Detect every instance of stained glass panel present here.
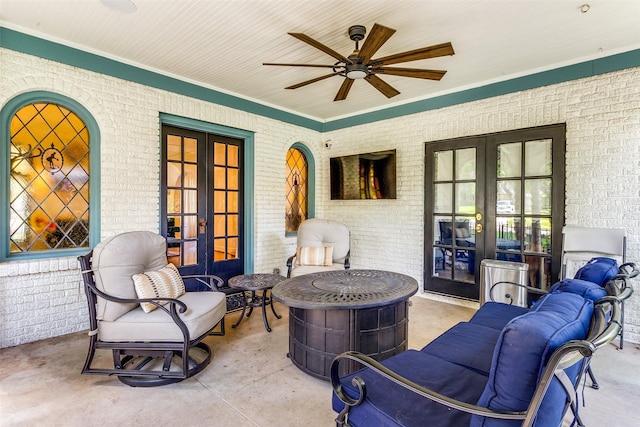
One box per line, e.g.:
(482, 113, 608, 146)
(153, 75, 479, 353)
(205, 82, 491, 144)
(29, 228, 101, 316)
(285, 148, 308, 233)
(9, 103, 90, 253)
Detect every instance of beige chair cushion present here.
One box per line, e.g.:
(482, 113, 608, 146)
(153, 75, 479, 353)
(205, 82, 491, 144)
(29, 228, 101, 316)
(133, 263, 186, 313)
(296, 219, 349, 264)
(98, 291, 226, 342)
(295, 246, 333, 267)
(290, 263, 345, 278)
(92, 231, 168, 321)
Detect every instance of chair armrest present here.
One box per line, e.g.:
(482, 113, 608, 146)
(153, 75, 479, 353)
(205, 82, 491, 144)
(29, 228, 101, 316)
(286, 254, 296, 278)
(619, 262, 639, 279)
(344, 250, 350, 270)
(331, 351, 527, 422)
(180, 274, 224, 291)
(489, 281, 546, 305)
(604, 277, 634, 301)
(81, 275, 188, 313)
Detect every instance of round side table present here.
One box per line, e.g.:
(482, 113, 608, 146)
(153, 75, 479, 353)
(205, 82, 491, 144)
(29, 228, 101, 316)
(228, 273, 285, 332)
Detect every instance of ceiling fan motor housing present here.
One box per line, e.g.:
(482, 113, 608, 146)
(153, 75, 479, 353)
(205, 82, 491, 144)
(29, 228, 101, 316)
(348, 25, 366, 41)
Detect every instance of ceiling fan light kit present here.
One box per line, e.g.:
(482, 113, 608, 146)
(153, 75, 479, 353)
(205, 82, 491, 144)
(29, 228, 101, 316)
(264, 23, 454, 101)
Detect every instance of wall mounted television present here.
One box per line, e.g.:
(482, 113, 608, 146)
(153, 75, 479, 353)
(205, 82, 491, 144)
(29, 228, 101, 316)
(330, 149, 396, 200)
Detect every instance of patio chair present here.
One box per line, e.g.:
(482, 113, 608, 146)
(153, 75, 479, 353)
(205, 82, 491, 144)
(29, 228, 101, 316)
(286, 218, 350, 278)
(560, 226, 628, 347)
(78, 231, 227, 387)
(490, 259, 637, 390)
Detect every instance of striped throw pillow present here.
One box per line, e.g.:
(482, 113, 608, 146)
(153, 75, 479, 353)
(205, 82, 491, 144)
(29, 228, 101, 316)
(295, 246, 333, 267)
(132, 263, 186, 313)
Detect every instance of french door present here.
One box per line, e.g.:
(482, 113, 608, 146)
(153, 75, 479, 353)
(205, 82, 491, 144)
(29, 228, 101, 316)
(425, 124, 565, 300)
(161, 125, 244, 290)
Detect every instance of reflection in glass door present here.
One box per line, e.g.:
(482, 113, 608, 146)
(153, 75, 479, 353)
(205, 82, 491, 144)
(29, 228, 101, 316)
(162, 125, 244, 289)
(488, 129, 564, 292)
(426, 139, 485, 300)
(164, 128, 204, 274)
(212, 137, 240, 263)
(425, 125, 565, 300)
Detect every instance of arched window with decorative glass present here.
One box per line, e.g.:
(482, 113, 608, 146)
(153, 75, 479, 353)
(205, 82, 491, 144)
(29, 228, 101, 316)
(285, 145, 314, 234)
(1, 92, 100, 260)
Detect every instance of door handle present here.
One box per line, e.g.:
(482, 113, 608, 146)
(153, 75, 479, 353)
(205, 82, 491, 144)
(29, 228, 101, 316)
(475, 213, 483, 233)
(199, 218, 206, 234)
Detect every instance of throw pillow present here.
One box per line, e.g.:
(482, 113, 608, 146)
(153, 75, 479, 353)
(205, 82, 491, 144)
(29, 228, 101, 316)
(295, 246, 333, 267)
(132, 263, 186, 313)
(455, 227, 470, 238)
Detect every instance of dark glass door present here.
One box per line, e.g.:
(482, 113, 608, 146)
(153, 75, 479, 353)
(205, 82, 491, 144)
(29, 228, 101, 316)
(161, 125, 244, 289)
(425, 138, 486, 300)
(425, 125, 565, 300)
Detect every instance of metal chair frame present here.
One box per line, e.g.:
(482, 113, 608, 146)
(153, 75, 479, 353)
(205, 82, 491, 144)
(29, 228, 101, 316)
(331, 295, 624, 427)
(78, 252, 225, 387)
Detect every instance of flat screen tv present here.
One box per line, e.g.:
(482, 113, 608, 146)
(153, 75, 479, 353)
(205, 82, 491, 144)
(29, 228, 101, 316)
(330, 150, 396, 200)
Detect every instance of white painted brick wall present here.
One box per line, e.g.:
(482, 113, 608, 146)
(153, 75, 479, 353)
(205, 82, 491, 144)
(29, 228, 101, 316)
(323, 68, 640, 344)
(0, 49, 320, 347)
(2, 48, 640, 347)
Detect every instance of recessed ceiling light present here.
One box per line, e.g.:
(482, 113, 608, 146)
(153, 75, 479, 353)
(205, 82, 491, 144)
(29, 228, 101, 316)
(580, 4, 590, 13)
(100, 0, 137, 14)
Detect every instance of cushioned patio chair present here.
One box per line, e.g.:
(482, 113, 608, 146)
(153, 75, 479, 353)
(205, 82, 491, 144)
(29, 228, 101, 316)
(489, 260, 637, 390)
(286, 218, 350, 278)
(78, 231, 227, 387)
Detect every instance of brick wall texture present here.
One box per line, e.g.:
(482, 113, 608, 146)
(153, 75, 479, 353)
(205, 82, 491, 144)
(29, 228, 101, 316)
(1, 48, 639, 347)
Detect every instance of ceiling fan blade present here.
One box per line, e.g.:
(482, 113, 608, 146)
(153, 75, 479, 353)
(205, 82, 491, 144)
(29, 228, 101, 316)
(263, 63, 341, 68)
(373, 42, 455, 66)
(358, 23, 396, 63)
(334, 78, 354, 101)
(289, 32, 351, 63)
(373, 67, 447, 80)
(365, 75, 400, 98)
(285, 72, 341, 90)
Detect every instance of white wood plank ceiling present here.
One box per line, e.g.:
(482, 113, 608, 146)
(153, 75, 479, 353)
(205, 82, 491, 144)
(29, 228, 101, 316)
(2, 0, 639, 121)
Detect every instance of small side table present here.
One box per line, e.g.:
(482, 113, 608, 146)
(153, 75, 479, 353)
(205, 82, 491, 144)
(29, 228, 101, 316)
(228, 273, 285, 332)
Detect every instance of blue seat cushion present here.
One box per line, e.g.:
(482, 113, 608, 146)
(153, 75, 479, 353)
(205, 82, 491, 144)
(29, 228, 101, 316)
(548, 278, 607, 302)
(472, 292, 593, 427)
(468, 302, 528, 330)
(420, 322, 501, 375)
(333, 350, 489, 427)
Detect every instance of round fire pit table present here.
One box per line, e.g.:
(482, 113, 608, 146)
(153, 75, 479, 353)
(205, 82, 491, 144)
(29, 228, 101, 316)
(271, 269, 418, 380)
(228, 273, 285, 332)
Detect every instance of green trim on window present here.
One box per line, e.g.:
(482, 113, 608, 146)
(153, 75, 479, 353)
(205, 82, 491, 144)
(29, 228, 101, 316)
(159, 113, 255, 273)
(0, 91, 101, 261)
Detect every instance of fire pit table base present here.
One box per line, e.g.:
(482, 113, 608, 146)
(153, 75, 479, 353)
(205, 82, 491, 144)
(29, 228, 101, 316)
(287, 300, 409, 380)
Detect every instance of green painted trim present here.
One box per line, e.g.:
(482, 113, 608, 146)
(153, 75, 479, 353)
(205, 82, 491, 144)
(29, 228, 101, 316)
(0, 90, 101, 261)
(1, 27, 322, 132)
(323, 49, 640, 131)
(159, 114, 255, 273)
(3, 27, 640, 133)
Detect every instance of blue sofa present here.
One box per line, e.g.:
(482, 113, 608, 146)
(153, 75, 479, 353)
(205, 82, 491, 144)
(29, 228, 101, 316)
(331, 278, 625, 427)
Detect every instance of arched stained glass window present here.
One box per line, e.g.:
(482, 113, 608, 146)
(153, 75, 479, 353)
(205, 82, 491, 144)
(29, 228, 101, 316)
(8, 102, 91, 253)
(285, 147, 308, 233)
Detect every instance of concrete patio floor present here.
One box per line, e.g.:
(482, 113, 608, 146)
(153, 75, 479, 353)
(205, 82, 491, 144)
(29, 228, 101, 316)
(1, 296, 638, 426)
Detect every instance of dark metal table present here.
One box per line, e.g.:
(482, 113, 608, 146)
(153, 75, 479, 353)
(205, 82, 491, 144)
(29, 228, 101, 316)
(272, 269, 418, 380)
(228, 273, 285, 332)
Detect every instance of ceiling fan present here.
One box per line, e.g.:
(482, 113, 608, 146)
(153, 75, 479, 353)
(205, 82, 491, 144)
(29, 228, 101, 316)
(264, 23, 454, 101)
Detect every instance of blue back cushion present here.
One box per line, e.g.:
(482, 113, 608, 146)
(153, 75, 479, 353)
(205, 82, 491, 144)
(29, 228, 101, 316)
(548, 278, 607, 302)
(472, 292, 593, 427)
(574, 257, 619, 286)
